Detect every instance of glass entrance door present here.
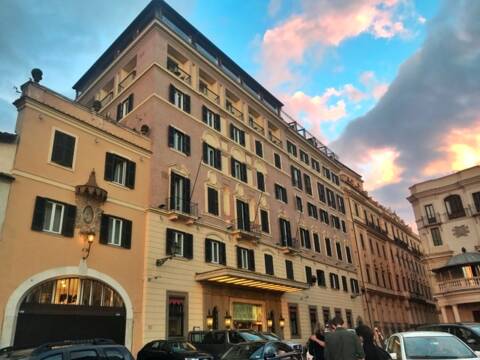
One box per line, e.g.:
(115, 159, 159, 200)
(232, 302, 263, 331)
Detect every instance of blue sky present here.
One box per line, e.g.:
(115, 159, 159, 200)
(2, 0, 479, 226)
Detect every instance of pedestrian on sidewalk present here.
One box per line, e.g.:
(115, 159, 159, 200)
(324, 316, 365, 360)
(307, 323, 325, 360)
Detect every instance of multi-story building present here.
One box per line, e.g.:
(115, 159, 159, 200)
(73, 0, 363, 345)
(408, 166, 480, 323)
(0, 81, 151, 351)
(342, 169, 437, 335)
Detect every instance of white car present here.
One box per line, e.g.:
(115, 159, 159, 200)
(386, 331, 480, 360)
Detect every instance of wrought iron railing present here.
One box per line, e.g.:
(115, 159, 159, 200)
(199, 82, 219, 103)
(226, 100, 243, 120)
(117, 70, 136, 92)
(167, 58, 191, 84)
(249, 117, 264, 134)
(166, 197, 198, 217)
(268, 131, 282, 147)
(280, 237, 300, 250)
(99, 91, 113, 108)
(231, 220, 261, 236)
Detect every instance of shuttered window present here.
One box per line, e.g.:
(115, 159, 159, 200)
(300, 228, 311, 249)
(237, 246, 255, 271)
(305, 266, 313, 284)
(279, 219, 292, 247)
(346, 246, 353, 263)
(342, 276, 348, 292)
(291, 166, 302, 190)
(336, 242, 343, 261)
(274, 184, 288, 203)
(325, 238, 332, 257)
(285, 260, 294, 280)
(264, 254, 274, 275)
(229, 124, 245, 146)
(317, 183, 326, 203)
(231, 158, 247, 182)
(51, 130, 76, 168)
(166, 228, 193, 259)
(304, 174, 312, 195)
(274, 153, 282, 169)
(316, 270, 326, 287)
(31, 196, 76, 237)
(104, 153, 136, 189)
(313, 233, 321, 253)
(256, 171, 265, 192)
(207, 187, 219, 216)
(169, 85, 190, 113)
(203, 142, 222, 170)
(100, 214, 132, 249)
(168, 126, 191, 155)
(116, 93, 134, 121)
(330, 273, 340, 290)
(255, 140, 263, 157)
(205, 238, 226, 265)
(202, 106, 221, 131)
(260, 210, 270, 233)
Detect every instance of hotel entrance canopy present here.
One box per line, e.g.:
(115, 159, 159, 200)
(196, 267, 309, 293)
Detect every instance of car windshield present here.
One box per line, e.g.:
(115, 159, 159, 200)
(222, 343, 264, 360)
(261, 333, 280, 341)
(404, 336, 477, 359)
(468, 325, 480, 335)
(169, 342, 197, 353)
(239, 331, 264, 341)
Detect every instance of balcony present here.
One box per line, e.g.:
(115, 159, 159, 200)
(226, 100, 243, 120)
(437, 276, 480, 294)
(279, 238, 300, 255)
(117, 70, 136, 92)
(167, 57, 191, 84)
(418, 214, 442, 228)
(248, 116, 264, 135)
(230, 221, 261, 243)
(268, 131, 282, 147)
(99, 91, 113, 108)
(394, 237, 409, 250)
(165, 197, 198, 224)
(199, 81, 219, 104)
(366, 221, 389, 240)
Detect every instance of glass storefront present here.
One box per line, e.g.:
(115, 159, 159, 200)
(233, 302, 263, 331)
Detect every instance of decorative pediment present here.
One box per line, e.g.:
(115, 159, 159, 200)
(75, 170, 107, 202)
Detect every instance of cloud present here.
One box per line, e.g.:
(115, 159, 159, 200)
(331, 0, 480, 223)
(259, 0, 410, 88)
(356, 147, 404, 190)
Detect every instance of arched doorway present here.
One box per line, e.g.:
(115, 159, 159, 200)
(13, 277, 126, 349)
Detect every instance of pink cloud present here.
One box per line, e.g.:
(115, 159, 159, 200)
(260, 0, 408, 87)
(359, 70, 389, 99)
(356, 147, 404, 191)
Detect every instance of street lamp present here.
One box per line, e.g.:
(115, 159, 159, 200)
(224, 311, 232, 329)
(82, 231, 95, 260)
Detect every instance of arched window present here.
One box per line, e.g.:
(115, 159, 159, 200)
(444, 194, 465, 219)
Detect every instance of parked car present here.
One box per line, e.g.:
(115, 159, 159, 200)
(417, 323, 480, 351)
(259, 332, 303, 354)
(188, 330, 264, 359)
(386, 331, 480, 360)
(0, 339, 133, 360)
(221, 341, 301, 360)
(137, 340, 213, 360)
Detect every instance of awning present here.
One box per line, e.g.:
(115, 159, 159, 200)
(195, 267, 309, 293)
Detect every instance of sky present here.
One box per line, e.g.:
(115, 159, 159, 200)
(1, 0, 479, 227)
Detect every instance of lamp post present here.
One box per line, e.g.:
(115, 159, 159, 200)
(224, 311, 232, 329)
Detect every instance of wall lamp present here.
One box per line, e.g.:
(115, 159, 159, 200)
(279, 316, 285, 329)
(206, 310, 214, 330)
(224, 311, 232, 329)
(82, 231, 95, 260)
(267, 318, 273, 329)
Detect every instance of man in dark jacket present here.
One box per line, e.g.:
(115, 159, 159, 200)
(325, 316, 365, 360)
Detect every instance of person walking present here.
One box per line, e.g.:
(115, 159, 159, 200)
(324, 316, 365, 360)
(356, 324, 391, 360)
(307, 323, 325, 360)
(373, 327, 385, 348)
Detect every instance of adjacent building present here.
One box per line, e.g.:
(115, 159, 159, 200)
(342, 169, 437, 335)
(408, 166, 480, 323)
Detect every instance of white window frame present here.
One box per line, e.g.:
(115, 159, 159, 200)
(233, 160, 242, 180)
(211, 241, 220, 264)
(173, 231, 184, 257)
(120, 98, 130, 118)
(206, 146, 216, 167)
(240, 248, 249, 269)
(174, 90, 184, 109)
(232, 126, 243, 144)
(206, 109, 215, 128)
(112, 157, 127, 185)
(108, 217, 123, 246)
(43, 200, 65, 234)
(173, 130, 185, 152)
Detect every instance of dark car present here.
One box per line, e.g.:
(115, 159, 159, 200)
(137, 340, 213, 360)
(417, 323, 480, 351)
(258, 332, 303, 354)
(0, 339, 133, 360)
(188, 330, 264, 359)
(221, 341, 301, 360)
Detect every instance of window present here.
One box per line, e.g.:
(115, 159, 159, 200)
(31, 197, 76, 237)
(431, 227, 442, 246)
(337, 196, 346, 213)
(317, 270, 326, 287)
(166, 229, 193, 259)
(237, 246, 255, 271)
(100, 214, 132, 249)
(104, 153, 136, 188)
(341, 220, 347, 233)
(291, 166, 303, 189)
(170, 172, 191, 214)
(236, 199, 251, 231)
(345, 310, 353, 329)
(295, 196, 303, 212)
(331, 173, 340, 185)
(274, 153, 282, 169)
(444, 194, 465, 219)
(289, 304, 300, 337)
(304, 174, 312, 195)
(350, 279, 360, 293)
(320, 209, 329, 224)
(260, 210, 270, 233)
(230, 124, 245, 146)
(331, 215, 341, 230)
(167, 295, 186, 338)
(341, 276, 348, 292)
(300, 150, 309, 164)
(287, 141, 297, 157)
(205, 238, 226, 265)
(274, 184, 288, 203)
(330, 273, 340, 290)
(279, 219, 292, 247)
(256, 171, 265, 192)
(51, 130, 76, 168)
(231, 158, 247, 182)
(323, 166, 331, 180)
(265, 254, 274, 275)
(285, 260, 294, 280)
(325, 238, 332, 257)
(317, 183, 326, 203)
(309, 306, 318, 334)
(360, 233, 365, 249)
(336, 242, 343, 261)
(255, 140, 263, 157)
(104, 349, 126, 360)
(354, 203, 359, 217)
(311, 158, 320, 172)
(366, 265, 371, 283)
(346, 246, 352, 263)
(473, 192, 480, 213)
(202, 106, 220, 131)
(305, 266, 313, 284)
(70, 350, 98, 360)
(424, 204, 436, 223)
(168, 126, 190, 155)
(322, 308, 331, 326)
(202, 143, 222, 170)
(116, 94, 134, 120)
(307, 203, 318, 219)
(300, 228, 311, 249)
(326, 188, 336, 208)
(169, 85, 190, 113)
(313, 233, 321, 253)
(207, 187, 219, 215)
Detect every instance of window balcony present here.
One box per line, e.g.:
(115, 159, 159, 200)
(165, 196, 198, 224)
(417, 214, 442, 228)
(99, 91, 113, 108)
(199, 81, 219, 104)
(230, 221, 261, 243)
(226, 99, 243, 120)
(248, 116, 264, 135)
(117, 70, 136, 93)
(167, 57, 191, 84)
(280, 238, 300, 255)
(437, 276, 480, 294)
(268, 131, 282, 147)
